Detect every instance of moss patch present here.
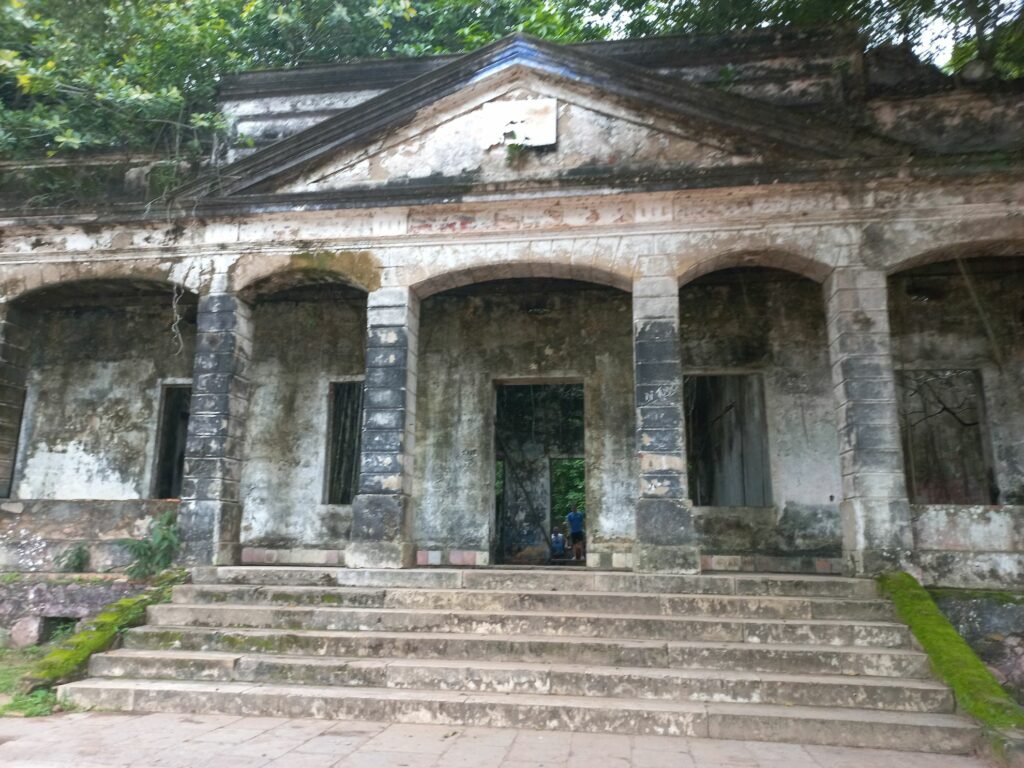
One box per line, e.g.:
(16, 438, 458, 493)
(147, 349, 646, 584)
(18, 569, 188, 695)
(879, 572, 1024, 731)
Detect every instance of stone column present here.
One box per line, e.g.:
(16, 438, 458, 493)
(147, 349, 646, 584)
(0, 304, 28, 498)
(348, 287, 419, 569)
(632, 274, 698, 573)
(178, 291, 253, 566)
(824, 267, 913, 575)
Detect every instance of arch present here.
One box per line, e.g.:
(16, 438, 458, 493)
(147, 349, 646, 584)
(2, 261, 200, 305)
(677, 249, 831, 288)
(230, 250, 379, 297)
(238, 268, 369, 304)
(8, 276, 197, 309)
(411, 261, 633, 299)
(887, 238, 1024, 276)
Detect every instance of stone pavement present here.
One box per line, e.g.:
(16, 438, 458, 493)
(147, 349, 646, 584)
(0, 713, 994, 767)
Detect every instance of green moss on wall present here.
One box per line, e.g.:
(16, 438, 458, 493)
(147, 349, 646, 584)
(879, 572, 1024, 731)
(18, 569, 187, 694)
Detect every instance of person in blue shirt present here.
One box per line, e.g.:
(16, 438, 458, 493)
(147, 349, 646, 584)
(566, 504, 585, 561)
(550, 528, 566, 559)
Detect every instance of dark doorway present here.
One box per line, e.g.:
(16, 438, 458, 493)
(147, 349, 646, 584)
(154, 385, 191, 499)
(684, 374, 772, 507)
(325, 381, 364, 505)
(494, 383, 584, 565)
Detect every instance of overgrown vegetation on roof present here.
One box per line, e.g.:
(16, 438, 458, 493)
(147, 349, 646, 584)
(0, 0, 1019, 161)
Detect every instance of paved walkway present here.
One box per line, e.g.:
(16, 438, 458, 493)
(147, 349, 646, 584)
(0, 713, 993, 767)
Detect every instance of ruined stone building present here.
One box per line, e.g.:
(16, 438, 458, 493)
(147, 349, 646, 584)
(1, 29, 1022, 589)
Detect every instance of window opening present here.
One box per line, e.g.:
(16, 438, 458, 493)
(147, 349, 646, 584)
(154, 385, 191, 499)
(326, 381, 364, 505)
(684, 374, 772, 507)
(897, 369, 996, 504)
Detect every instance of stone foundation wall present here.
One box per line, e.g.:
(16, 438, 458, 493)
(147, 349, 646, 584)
(0, 499, 178, 572)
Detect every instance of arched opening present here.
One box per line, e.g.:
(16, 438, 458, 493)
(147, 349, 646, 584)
(0, 278, 197, 572)
(8, 279, 198, 500)
(678, 266, 842, 572)
(888, 253, 1024, 506)
(412, 261, 633, 300)
(412, 277, 635, 568)
(236, 270, 369, 559)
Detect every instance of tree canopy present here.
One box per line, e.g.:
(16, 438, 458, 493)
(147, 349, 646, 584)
(0, 0, 1020, 160)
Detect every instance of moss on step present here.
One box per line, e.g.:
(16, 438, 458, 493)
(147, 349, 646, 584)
(19, 569, 188, 694)
(879, 572, 1024, 766)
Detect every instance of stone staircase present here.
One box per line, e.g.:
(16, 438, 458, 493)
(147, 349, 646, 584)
(58, 567, 980, 754)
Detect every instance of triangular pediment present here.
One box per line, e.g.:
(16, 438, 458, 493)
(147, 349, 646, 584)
(273, 74, 766, 194)
(180, 35, 904, 200)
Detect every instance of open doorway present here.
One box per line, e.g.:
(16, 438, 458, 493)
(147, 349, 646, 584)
(494, 382, 584, 565)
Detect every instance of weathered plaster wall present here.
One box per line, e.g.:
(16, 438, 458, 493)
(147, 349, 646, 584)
(679, 269, 843, 564)
(239, 292, 367, 550)
(0, 499, 177, 572)
(281, 79, 758, 194)
(913, 504, 1024, 589)
(14, 303, 195, 500)
(412, 280, 636, 561)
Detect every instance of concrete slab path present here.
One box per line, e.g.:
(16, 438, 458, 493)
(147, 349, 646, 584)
(0, 712, 994, 767)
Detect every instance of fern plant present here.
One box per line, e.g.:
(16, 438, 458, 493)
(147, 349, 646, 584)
(53, 543, 89, 573)
(117, 511, 180, 580)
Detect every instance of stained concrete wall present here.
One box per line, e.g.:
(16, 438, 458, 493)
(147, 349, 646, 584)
(412, 280, 636, 562)
(679, 268, 843, 566)
(14, 303, 195, 500)
(239, 292, 367, 550)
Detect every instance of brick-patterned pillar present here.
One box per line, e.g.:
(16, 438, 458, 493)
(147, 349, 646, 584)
(178, 291, 253, 566)
(632, 275, 698, 573)
(348, 287, 419, 569)
(825, 267, 913, 575)
(0, 304, 28, 498)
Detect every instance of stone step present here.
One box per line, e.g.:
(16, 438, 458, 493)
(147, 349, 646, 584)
(148, 603, 911, 647)
(56, 678, 978, 754)
(200, 567, 881, 599)
(172, 584, 896, 621)
(89, 649, 955, 713)
(123, 626, 932, 677)
(146, 606, 913, 651)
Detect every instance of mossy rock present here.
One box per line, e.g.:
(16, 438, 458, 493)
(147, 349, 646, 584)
(879, 571, 1024, 734)
(19, 568, 188, 693)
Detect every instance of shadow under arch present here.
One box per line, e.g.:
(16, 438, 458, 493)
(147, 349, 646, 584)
(677, 249, 831, 288)
(238, 268, 370, 304)
(230, 251, 379, 299)
(411, 261, 633, 299)
(887, 238, 1024, 276)
(8, 276, 197, 309)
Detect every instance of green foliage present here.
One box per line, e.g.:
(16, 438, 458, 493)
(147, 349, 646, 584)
(0, 572, 20, 584)
(0, 0, 597, 159)
(117, 510, 180, 580)
(0, 0, 1019, 161)
(20, 568, 187, 694)
(0, 645, 54, 716)
(590, 0, 1024, 77)
(551, 457, 586, 520)
(53, 543, 89, 573)
(878, 571, 1024, 731)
